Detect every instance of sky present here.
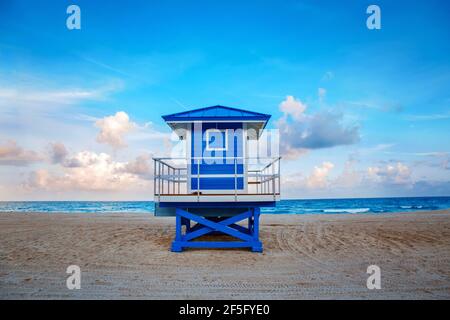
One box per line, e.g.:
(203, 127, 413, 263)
(0, 0, 449, 200)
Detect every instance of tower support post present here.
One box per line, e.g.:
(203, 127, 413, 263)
(171, 207, 263, 252)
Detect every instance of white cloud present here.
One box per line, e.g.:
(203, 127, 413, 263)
(95, 111, 136, 149)
(307, 161, 335, 188)
(279, 95, 307, 121)
(281, 159, 421, 198)
(367, 162, 411, 185)
(48, 142, 68, 164)
(25, 150, 151, 192)
(278, 146, 309, 160)
(0, 81, 122, 106)
(281, 161, 335, 190)
(276, 96, 360, 159)
(122, 153, 153, 179)
(0, 140, 42, 166)
(334, 159, 362, 188)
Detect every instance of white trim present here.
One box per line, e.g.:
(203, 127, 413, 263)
(186, 124, 192, 192)
(243, 123, 248, 194)
(158, 194, 280, 202)
(191, 174, 245, 178)
(205, 129, 228, 151)
(167, 120, 266, 123)
(194, 189, 244, 194)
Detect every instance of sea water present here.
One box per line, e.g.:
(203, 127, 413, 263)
(0, 197, 449, 214)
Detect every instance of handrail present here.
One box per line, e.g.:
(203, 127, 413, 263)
(153, 156, 280, 161)
(153, 156, 281, 199)
(153, 157, 280, 170)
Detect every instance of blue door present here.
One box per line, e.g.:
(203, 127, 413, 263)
(191, 122, 244, 191)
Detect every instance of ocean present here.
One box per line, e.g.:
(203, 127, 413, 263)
(0, 197, 449, 214)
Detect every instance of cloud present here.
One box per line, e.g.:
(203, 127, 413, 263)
(403, 112, 450, 121)
(382, 151, 450, 171)
(0, 81, 122, 107)
(25, 150, 151, 192)
(356, 144, 395, 156)
(26, 170, 51, 189)
(278, 146, 309, 160)
(307, 161, 335, 188)
(276, 96, 360, 158)
(288, 112, 359, 149)
(121, 153, 153, 179)
(410, 180, 450, 196)
(0, 140, 42, 166)
(367, 162, 411, 185)
(439, 154, 450, 170)
(95, 111, 136, 149)
(281, 154, 449, 198)
(279, 95, 307, 121)
(48, 142, 68, 164)
(49, 144, 100, 168)
(281, 161, 335, 191)
(334, 159, 362, 188)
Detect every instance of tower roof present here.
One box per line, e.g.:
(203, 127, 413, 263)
(162, 105, 271, 122)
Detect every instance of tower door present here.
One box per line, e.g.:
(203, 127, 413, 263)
(190, 122, 245, 193)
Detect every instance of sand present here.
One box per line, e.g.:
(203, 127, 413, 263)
(0, 210, 449, 299)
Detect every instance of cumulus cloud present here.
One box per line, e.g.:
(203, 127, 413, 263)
(276, 96, 360, 159)
(307, 161, 335, 188)
(279, 95, 307, 121)
(48, 144, 99, 168)
(49, 142, 68, 164)
(278, 153, 450, 198)
(0, 140, 42, 166)
(334, 159, 362, 188)
(281, 161, 335, 191)
(25, 150, 152, 192)
(281, 159, 421, 197)
(294, 112, 359, 149)
(121, 153, 153, 179)
(95, 111, 136, 149)
(367, 162, 411, 185)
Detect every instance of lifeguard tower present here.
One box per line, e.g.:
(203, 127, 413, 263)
(153, 105, 281, 252)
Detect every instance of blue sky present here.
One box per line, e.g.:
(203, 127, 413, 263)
(0, 0, 449, 200)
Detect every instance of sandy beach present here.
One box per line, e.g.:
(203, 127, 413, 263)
(0, 210, 449, 299)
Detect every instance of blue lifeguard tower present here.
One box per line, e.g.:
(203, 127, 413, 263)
(153, 105, 281, 252)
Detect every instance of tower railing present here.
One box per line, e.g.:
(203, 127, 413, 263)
(153, 157, 281, 201)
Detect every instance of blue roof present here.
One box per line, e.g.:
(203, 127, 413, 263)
(162, 105, 271, 122)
